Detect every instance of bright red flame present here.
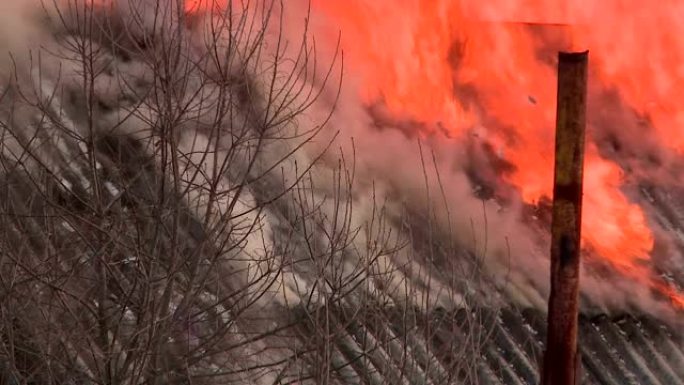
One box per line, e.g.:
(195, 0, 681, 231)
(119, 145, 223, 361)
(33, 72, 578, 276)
(312, 0, 684, 308)
(82, 0, 682, 307)
(572, 0, 684, 153)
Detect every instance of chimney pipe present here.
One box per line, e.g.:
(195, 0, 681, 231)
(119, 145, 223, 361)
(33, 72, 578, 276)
(541, 50, 588, 385)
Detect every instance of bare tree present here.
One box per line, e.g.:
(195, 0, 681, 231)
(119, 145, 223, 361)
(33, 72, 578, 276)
(0, 1, 496, 384)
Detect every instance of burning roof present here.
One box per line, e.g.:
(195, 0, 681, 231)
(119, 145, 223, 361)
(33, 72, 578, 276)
(0, 0, 683, 384)
(312, 0, 684, 311)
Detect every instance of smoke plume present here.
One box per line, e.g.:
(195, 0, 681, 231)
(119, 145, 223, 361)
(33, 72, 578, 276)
(4, 0, 684, 325)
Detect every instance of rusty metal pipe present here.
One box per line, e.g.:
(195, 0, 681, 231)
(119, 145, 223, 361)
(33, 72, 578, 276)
(541, 50, 589, 385)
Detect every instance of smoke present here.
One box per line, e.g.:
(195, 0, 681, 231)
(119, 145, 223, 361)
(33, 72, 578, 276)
(0, 0, 46, 80)
(273, 0, 684, 320)
(2, 0, 681, 323)
(270, 0, 550, 310)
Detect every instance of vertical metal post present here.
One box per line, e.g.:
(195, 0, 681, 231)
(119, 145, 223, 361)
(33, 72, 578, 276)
(542, 51, 588, 385)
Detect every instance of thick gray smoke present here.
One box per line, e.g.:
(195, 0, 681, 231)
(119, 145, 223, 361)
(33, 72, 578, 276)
(2, 0, 680, 351)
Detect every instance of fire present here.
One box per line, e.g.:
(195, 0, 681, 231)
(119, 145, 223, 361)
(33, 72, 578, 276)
(313, 1, 474, 131)
(572, 0, 684, 153)
(312, 1, 684, 307)
(80, 0, 684, 307)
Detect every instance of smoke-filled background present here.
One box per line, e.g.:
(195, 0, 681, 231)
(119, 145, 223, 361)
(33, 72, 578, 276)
(2, 0, 684, 383)
(5, 0, 684, 314)
(283, 0, 684, 317)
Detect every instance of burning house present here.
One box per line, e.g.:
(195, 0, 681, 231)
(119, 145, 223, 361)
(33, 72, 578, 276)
(0, 0, 684, 384)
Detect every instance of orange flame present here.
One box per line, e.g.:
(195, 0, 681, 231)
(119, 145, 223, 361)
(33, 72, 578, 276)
(78, 0, 682, 308)
(312, 0, 684, 308)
